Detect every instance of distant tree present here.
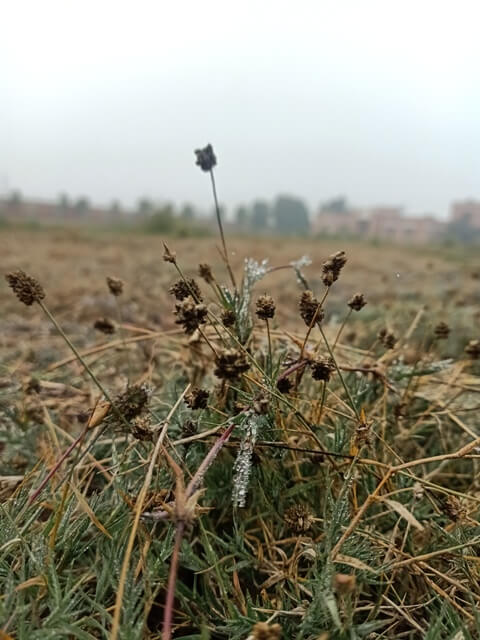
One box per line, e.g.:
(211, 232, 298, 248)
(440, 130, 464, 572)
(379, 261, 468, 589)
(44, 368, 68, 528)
(110, 200, 122, 215)
(447, 216, 480, 244)
(8, 190, 22, 207)
(145, 204, 175, 233)
(272, 196, 310, 234)
(74, 197, 90, 215)
(321, 197, 348, 214)
(180, 204, 195, 221)
(137, 198, 154, 217)
(251, 201, 269, 230)
(58, 193, 70, 211)
(235, 205, 249, 229)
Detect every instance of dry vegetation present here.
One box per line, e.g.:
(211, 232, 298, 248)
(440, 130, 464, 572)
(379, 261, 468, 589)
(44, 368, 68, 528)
(1, 203, 480, 639)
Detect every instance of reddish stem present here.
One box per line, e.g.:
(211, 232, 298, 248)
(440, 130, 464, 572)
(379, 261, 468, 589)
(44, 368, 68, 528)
(162, 521, 185, 640)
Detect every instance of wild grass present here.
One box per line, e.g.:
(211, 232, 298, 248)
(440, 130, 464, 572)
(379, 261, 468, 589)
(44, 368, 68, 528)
(1, 147, 480, 639)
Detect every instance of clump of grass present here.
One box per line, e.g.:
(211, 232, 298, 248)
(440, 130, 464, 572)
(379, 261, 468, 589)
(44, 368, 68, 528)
(1, 145, 480, 640)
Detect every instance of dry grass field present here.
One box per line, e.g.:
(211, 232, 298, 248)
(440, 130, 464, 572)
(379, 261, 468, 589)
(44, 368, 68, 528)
(1, 227, 480, 639)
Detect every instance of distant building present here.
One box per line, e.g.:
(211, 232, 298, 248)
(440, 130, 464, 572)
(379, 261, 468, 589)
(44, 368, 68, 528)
(450, 200, 480, 230)
(314, 204, 446, 243)
(0, 197, 127, 225)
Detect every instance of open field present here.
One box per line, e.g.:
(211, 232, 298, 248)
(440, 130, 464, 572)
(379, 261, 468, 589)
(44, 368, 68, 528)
(1, 228, 480, 639)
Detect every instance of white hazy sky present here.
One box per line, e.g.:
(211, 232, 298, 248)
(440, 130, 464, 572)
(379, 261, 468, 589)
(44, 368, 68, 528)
(2, 0, 480, 217)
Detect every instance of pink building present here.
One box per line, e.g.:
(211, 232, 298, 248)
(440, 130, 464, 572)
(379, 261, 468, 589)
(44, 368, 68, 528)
(450, 200, 480, 229)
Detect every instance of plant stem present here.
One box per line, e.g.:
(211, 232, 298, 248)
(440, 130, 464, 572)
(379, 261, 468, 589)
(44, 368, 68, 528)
(209, 169, 237, 292)
(332, 308, 352, 351)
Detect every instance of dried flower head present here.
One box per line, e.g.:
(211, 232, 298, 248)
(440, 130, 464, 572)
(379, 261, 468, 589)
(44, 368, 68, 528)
(255, 294, 276, 320)
(185, 387, 209, 410)
(131, 415, 154, 441)
(299, 290, 324, 326)
(221, 308, 236, 328)
(348, 293, 367, 312)
(465, 339, 480, 359)
(194, 143, 217, 172)
(252, 622, 282, 640)
(378, 328, 397, 349)
(214, 348, 250, 380)
(198, 263, 214, 283)
(434, 321, 450, 339)
(115, 384, 150, 422)
(333, 573, 356, 595)
(181, 419, 198, 438)
(276, 377, 293, 394)
(169, 278, 202, 301)
(162, 242, 176, 264)
(253, 394, 269, 415)
(284, 504, 314, 533)
(106, 276, 124, 297)
(321, 250, 347, 286)
(5, 270, 45, 306)
(441, 495, 467, 522)
(351, 409, 373, 454)
(94, 317, 116, 334)
(309, 357, 335, 381)
(174, 297, 208, 335)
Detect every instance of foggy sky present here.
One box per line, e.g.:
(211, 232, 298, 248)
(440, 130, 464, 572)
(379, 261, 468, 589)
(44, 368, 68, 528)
(2, 0, 480, 218)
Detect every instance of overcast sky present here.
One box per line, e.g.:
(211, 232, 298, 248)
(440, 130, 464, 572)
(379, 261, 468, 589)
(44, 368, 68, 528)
(2, 0, 479, 217)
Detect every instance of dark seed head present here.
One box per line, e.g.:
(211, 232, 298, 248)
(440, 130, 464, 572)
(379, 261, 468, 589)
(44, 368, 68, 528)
(276, 377, 293, 394)
(169, 278, 202, 301)
(94, 317, 116, 334)
(221, 309, 236, 328)
(255, 294, 276, 320)
(198, 263, 214, 284)
(185, 387, 209, 410)
(106, 276, 124, 297)
(174, 297, 208, 335)
(115, 384, 150, 422)
(465, 339, 480, 359)
(378, 328, 397, 349)
(5, 270, 45, 306)
(309, 357, 335, 381)
(348, 293, 367, 312)
(321, 250, 347, 286)
(434, 321, 450, 340)
(162, 242, 177, 264)
(194, 144, 217, 172)
(284, 504, 314, 533)
(131, 415, 154, 441)
(214, 348, 250, 380)
(299, 290, 324, 326)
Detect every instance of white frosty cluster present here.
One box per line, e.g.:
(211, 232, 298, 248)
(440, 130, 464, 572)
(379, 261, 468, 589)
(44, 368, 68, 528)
(232, 411, 261, 508)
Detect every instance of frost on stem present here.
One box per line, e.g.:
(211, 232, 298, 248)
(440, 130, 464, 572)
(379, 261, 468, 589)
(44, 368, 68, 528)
(290, 255, 311, 287)
(232, 411, 266, 508)
(236, 258, 269, 343)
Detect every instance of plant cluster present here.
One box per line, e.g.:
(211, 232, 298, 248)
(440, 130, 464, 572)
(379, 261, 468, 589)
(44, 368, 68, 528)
(1, 145, 480, 640)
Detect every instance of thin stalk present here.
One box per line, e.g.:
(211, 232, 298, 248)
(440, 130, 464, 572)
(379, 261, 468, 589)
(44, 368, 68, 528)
(332, 308, 352, 351)
(114, 297, 132, 379)
(209, 170, 237, 292)
(265, 318, 272, 379)
(162, 521, 185, 640)
(38, 300, 129, 429)
(317, 323, 361, 422)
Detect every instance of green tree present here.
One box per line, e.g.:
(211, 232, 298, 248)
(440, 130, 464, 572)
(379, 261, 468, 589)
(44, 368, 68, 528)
(272, 195, 310, 234)
(145, 204, 175, 233)
(137, 198, 154, 217)
(321, 196, 348, 214)
(180, 204, 196, 221)
(251, 201, 269, 230)
(235, 205, 249, 229)
(74, 197, 89, 215)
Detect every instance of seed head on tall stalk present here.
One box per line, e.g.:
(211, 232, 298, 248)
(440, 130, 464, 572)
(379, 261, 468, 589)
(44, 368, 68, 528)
(195, 144, 237, 292)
